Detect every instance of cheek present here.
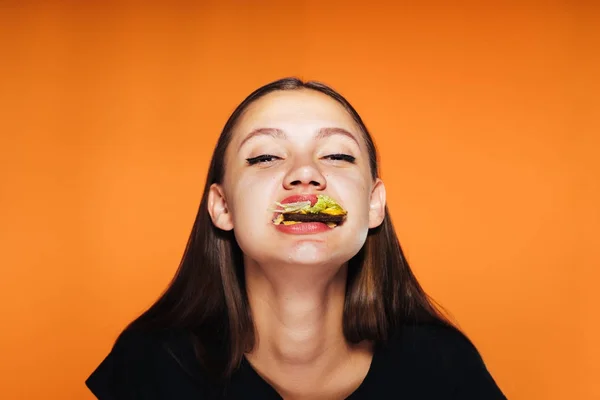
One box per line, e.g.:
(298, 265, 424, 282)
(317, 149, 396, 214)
(330, 173, 372, 224)
(228, 173, 281, 228)
(228, 174, 286, 264)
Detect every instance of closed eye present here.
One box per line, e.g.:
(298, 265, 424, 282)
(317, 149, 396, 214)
(246, 154, 282, 165)
(323, 154, 356, 163)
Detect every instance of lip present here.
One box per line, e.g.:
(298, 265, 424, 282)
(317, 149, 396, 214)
(279, 194, 319, 206)
(274, 221, 333, 235)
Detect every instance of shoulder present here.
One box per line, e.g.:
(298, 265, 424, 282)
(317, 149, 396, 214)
(86, 329, 209, 399)
(381, 323, 506, 399)
(384, 323, 482, 374)
(394, 323, 479, 359)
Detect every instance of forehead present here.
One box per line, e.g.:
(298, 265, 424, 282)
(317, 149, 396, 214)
(234, 89, 361, 135)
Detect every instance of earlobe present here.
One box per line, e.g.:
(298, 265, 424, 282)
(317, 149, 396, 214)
(368, 179, 386, 229)
(207, 184, 234, 231)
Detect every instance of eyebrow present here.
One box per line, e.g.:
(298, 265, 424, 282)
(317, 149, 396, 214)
(238, 127, 285, 150)
(315, 127, 359, 145)
(238, 126, 360, 151)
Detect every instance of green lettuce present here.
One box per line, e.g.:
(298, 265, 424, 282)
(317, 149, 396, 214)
(306, 195, 343, 213)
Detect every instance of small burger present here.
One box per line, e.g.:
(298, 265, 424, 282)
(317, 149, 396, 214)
(270, 194, 347, 228)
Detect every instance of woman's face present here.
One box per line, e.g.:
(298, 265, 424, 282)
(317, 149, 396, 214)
(208, 89, 386, 268)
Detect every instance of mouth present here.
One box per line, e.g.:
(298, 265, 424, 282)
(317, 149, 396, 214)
(269, 194, 348, 229)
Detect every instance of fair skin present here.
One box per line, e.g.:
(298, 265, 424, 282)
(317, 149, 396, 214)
(208, 89, 387, 399)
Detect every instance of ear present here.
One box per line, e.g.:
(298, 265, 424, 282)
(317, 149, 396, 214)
(207, 183, 234, 231)
(368, 178, 386, 229)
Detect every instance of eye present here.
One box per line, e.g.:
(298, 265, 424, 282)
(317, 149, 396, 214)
(246, 154, 282, 165)
(323, 153, 356, 163)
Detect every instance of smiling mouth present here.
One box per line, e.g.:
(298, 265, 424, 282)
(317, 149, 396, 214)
(269, 194, 347, 228)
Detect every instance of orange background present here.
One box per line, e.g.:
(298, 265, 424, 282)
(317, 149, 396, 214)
(1, 1, 598, 399)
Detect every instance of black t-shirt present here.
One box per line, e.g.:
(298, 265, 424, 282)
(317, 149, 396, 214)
(86, 324, 506, 399)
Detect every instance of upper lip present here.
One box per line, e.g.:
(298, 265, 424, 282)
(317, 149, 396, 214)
(279, 194, 319, 206)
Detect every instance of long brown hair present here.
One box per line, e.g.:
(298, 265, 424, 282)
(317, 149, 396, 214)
(123, 77, 456, 381)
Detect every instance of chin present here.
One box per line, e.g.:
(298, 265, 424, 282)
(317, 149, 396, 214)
(279, 241, 351, 266)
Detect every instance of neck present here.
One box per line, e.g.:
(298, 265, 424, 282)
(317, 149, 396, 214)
(243, 260, 372, 399)
(246, 262, 347, 364)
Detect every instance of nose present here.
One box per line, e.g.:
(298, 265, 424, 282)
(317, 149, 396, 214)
(283, 160, 327, 190)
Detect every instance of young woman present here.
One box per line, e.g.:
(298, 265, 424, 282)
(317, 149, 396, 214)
(86, 78, 506, 399)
